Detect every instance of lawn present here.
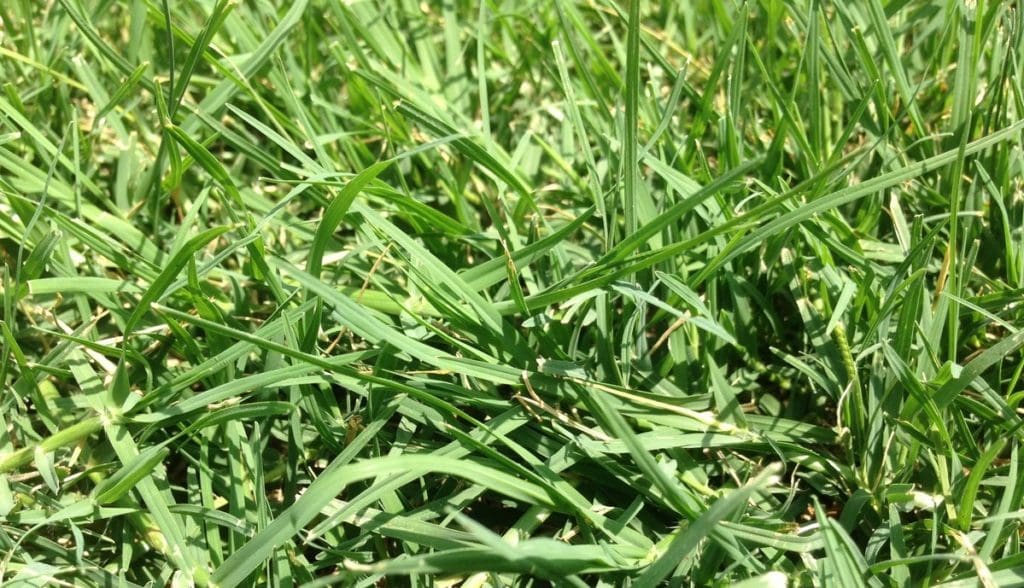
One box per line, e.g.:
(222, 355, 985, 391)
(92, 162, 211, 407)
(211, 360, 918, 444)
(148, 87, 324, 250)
(1, 0, 1023, 586)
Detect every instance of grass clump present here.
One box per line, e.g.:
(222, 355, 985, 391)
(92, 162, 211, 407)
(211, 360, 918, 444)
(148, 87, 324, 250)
(2, 0, 1024, 586)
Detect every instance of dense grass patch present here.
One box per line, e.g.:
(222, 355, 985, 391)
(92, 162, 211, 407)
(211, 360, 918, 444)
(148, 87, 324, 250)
(2, 0, 1023, 585)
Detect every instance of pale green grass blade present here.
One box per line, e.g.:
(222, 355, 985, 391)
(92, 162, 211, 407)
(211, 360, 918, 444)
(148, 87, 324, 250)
(634, 464, 782, 587)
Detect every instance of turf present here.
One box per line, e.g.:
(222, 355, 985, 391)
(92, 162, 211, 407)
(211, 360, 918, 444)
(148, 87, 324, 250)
(1, 0, 1023, 586)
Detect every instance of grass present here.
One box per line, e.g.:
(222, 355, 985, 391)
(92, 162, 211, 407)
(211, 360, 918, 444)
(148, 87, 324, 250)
(1, 0, 1023, 585)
